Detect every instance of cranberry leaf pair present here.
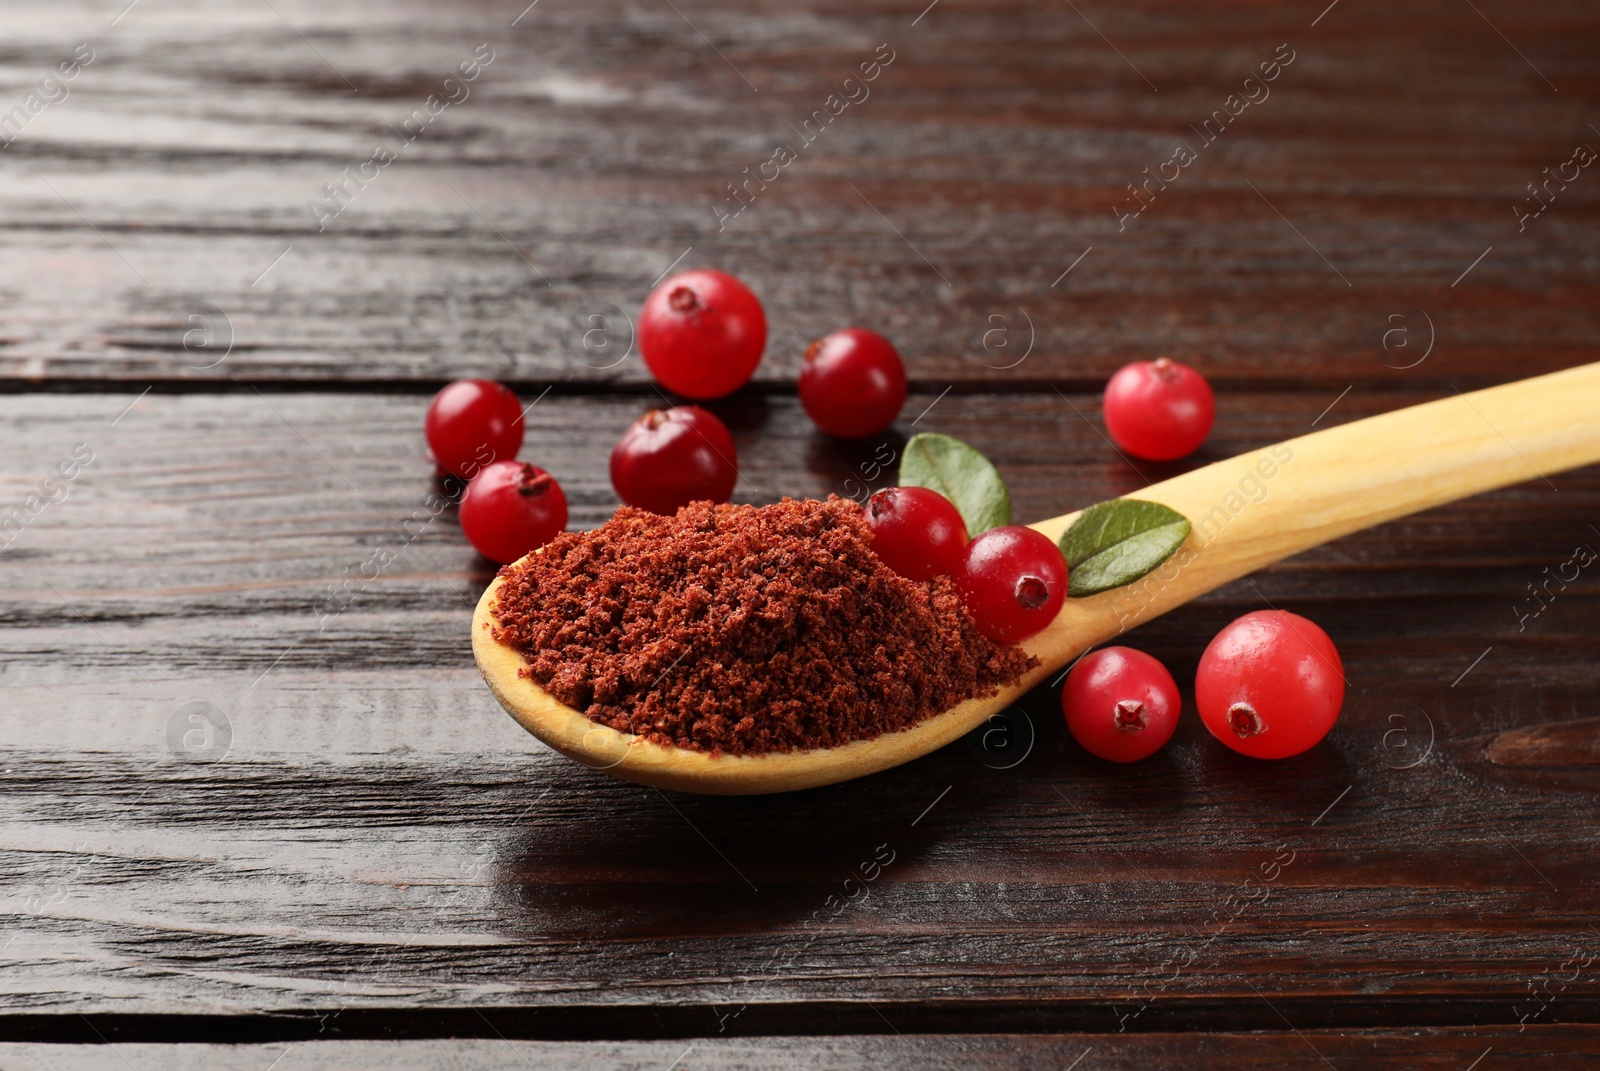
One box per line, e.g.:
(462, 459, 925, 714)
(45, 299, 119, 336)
(896, 434, 1191, 598)
(1058, 498, 1192, 597)
(898, 433, 1011, 535)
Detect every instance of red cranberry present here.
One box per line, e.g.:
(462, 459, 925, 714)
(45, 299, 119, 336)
(1102, 357, 1215, 462)
(1195, 610, 1345, 759)
(639, 269, 766, 399)
(424, 379, 524, 480)
(610, 405, 738, 515)
(865, 486, 968, 581)
(799, 328, 907, 438)
(954, 526, 1067, 644)
(1062, 647, 1181, 763)
(459, 461, 568, 565)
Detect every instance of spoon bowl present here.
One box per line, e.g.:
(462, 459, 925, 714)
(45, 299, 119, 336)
(474, 363, 1600, 794)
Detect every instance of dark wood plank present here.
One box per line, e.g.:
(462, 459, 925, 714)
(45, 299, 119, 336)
(6, 0, 1600, 1047)
(3, 390, 1598, 1028)
(0, 0, 1595, 386)
(3, 1027, 1599, 1068)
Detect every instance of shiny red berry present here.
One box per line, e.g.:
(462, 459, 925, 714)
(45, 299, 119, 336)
(799, 328, 907, 439)
(639, 269, 766, 399)
(865, 486, 968, 582)
(1103, 357, 1214, 462)
(954, 526, 1067, 644)
(459, 461, 568, 565)
(610, 405, 738, 515)
(424, 379, 524, 480)
(1196, 610, 1345, 759)
(1062, 646, 1180, 763)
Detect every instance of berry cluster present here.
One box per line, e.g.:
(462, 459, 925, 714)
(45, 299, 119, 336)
(423, 267, 909, 562)
(424, 378, 567, 565)
(864, 487, 1065, 646)
(620, 269, 908, 516)
(1062, 611, 1345, 764)
(429, 269, 1333, 766)
(847, 354, 1216, 645)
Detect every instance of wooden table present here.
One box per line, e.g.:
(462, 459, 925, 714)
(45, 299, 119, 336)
(3, 0, 1598, 1066)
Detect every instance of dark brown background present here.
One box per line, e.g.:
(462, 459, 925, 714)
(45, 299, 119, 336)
(1, 0, 1598, 1067)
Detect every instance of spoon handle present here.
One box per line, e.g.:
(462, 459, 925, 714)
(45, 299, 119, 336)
(1023, 362, 1600, 670)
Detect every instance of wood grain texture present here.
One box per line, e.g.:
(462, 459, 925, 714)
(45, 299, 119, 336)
(3, 1028, 1600, 1067)
(4, 0, 1600, 1056)
(2, 391, 1598, 1033)
(0, 0, 1595, 386)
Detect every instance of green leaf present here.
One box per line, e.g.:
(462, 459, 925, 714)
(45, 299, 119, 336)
(898, 433, 1011, 535)
(1058, 498, 1192, 597)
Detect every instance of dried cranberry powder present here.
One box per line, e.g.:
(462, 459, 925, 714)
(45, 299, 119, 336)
(490, 497, 1035, 755)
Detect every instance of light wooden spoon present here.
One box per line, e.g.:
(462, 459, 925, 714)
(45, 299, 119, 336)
(473, 362, 1600, 794)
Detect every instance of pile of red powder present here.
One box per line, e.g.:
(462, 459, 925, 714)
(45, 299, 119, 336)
(490, 496, 1035, 756)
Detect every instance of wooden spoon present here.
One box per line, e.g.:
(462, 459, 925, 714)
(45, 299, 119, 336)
(473, 362, 1600, 794)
